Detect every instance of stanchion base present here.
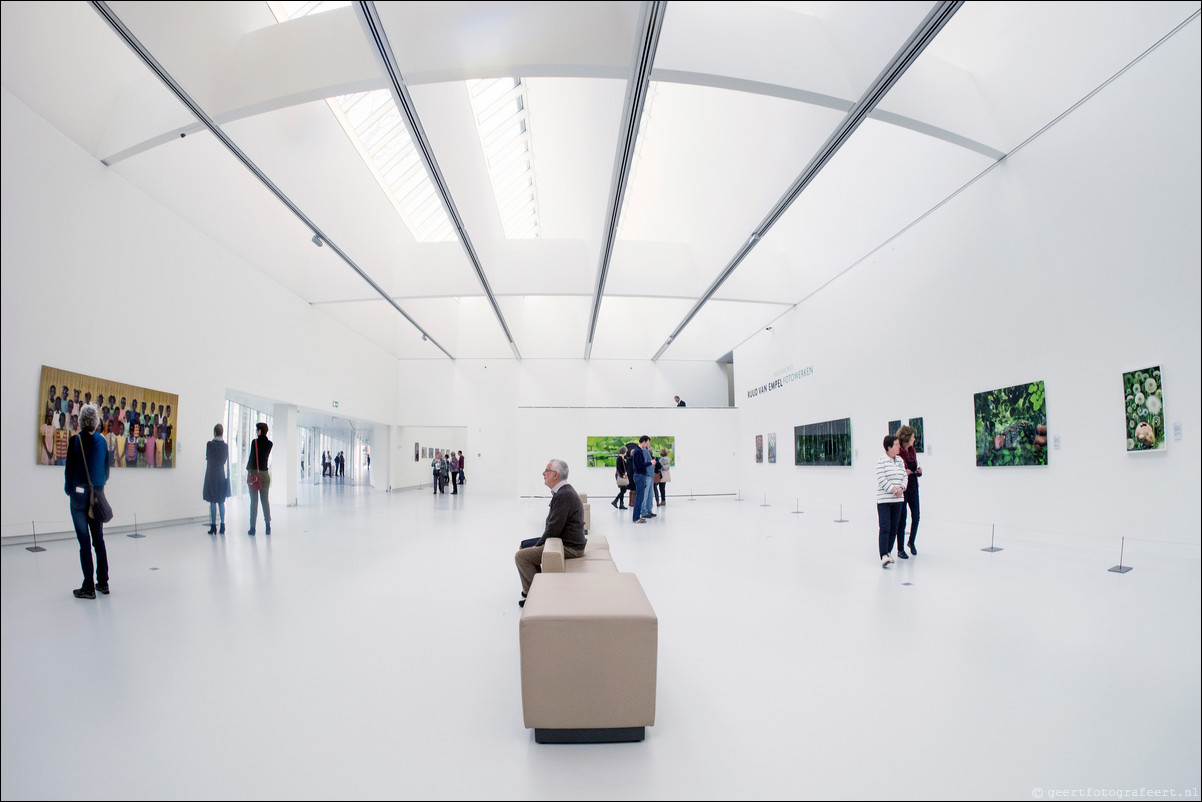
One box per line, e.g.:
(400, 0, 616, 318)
(127, 533, 146, 539)
(981, 546, 1003, 552)
(1108, 565, 1133, 574)
(834, 518, 848, 523)
(760, 503, 770, 507)
(25, 545, 46, 552)
(791, 511, 804, 514)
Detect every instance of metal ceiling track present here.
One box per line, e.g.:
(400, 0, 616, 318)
(652, 0, 964, 361)
(89, 1, 455, 360)
(357, 1, 522, 360)
(584, 0, 668, 360)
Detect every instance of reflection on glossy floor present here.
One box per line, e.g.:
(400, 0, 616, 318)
(3, 484, 1199, 800)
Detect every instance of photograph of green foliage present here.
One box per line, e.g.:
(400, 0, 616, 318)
(974, 381, 1048, 466)
(887, 417, 925, 452)
(1123, 366, 1164, 452)
(794, 418, 852, 466)
(586, 436, 675, 468)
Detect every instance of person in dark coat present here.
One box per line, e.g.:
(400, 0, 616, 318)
(65, 403, 110, 599)
(514, 459, 586, 607)
(246, 422, 273, 535)
(202, 423, 229, 534)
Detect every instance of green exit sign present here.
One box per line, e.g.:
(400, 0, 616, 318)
(333, 401, 339, 408)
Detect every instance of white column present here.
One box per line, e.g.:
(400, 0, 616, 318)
(273, 403, 299, 507)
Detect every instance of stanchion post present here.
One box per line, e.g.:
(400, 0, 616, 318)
(792, 498, 804, 514)
(26, 521, 46, 553)
(760, 493, 770, 507)
(128, 512, 145, 539)
(834, 503, 848, 523)
(981, 523, 1003, 552)
(1108, 536, 1133, 573)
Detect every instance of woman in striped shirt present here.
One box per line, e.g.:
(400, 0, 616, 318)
(876, 435, 908, 567)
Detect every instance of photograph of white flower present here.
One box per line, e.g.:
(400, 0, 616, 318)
(1123, 366, 1165, 452)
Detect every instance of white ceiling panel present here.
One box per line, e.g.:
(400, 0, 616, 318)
(719, 116, 995, 304)
(880, 1, 1202, 153)
(657, 1, 937, 101)
(311, 298, 434, 360)
(588, 296, 702, 359)
(611, 81, 845, 295)
(658, 298, 792, 362)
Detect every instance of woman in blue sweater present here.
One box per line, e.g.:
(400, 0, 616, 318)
(64, 403, 110, 598)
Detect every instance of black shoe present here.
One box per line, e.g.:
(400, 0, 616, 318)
(619, 505, 627, 510)
(73, 587, 96, 599)
(909, 544, 917, 555)
(897, 550, 909, 559)
(97, 584, 110, 595)
(248, 529, 255, 536)
(207, 525, 217, 535)
(265, 525, 271, 535)
(646, 513, 657, 518)
(611, 500, 619, 508)
(518, 598, 526, 608)
(219, 524, 225, 535)
(521, 591, 528, 598)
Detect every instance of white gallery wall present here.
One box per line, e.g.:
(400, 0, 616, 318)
(394, 358, 732, 496)
(733, 23, 1201, 557)
(0, 87, 399, 540)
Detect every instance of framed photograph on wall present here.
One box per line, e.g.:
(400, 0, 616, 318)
(38, 365, 178, 469)
(767, 433, 776, 463)
(1123, 366, 1165, 451)
(888, 417, 925, 452)
(755, 435, 763, 463)
(974, 381, 1048, 466)
(794, 418, 852, 466)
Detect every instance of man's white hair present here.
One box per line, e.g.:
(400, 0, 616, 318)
(548, 458, 568, 481)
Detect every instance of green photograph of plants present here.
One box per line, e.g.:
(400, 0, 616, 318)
(794, 418, 852, 466)
(586, 436, 675, 468)
(1123, 366, 1164, 451)
(974, 381, 1048, 467)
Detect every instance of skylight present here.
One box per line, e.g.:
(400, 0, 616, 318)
(268, 1, 457, 243)
(467, 78, 541, 239)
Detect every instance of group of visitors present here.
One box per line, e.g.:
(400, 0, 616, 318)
(201, 421, 273, 538)
(430, 450, 465, 494)
(611, 436, 672, 523)
(321, 450, 345, 478)
(875, 424, 921, 567)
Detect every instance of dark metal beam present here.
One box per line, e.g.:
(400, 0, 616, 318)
(652, 1, 963, 360)
(89, 1, 455, 360)
(357, 1, 522, 359)
(584, 1, 667, 360)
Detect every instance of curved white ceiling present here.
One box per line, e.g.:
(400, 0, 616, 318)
(2, 0, 1197, 361)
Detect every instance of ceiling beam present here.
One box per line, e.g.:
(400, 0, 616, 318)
(357, 1, 522, 360)
(89, 1, 455, 360)
(583, 1, 668, 360)
(652, 0, 964, 361)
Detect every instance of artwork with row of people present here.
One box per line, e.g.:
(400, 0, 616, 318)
(200, 422, 273, 537)
(875, 425, 922, 567)
(430, 451, 466, 494)
(41, 408, 174, 468)
(610, 437, 672, 523)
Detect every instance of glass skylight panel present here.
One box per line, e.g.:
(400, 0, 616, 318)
(468, 78, 541, 240)
(268, 2, 456, 243)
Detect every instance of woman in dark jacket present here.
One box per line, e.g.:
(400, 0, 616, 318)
(65, 403, 110, 599)
(202, 423, 229, 534)
(611, 446, 629, 510)
(246, 422, 272, 535)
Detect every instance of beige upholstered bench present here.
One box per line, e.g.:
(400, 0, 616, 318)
(519, 571, 658, 743)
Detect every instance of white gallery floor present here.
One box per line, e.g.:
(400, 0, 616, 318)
(2, 482, 1199, 801)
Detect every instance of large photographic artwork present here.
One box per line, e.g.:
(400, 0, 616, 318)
(38, 365, 179, 468)
(767, 433, 777, 464)
(794, 418, 852, 466)
(755, 435, 763, 463)
(974, 380, 1048, 466)
(586, 436, 675, 468)
(1123, 366, 1165, 452)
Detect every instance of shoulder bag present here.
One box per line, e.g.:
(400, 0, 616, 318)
(247, 440, 263, 491)
(77, 434, 114, 523)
